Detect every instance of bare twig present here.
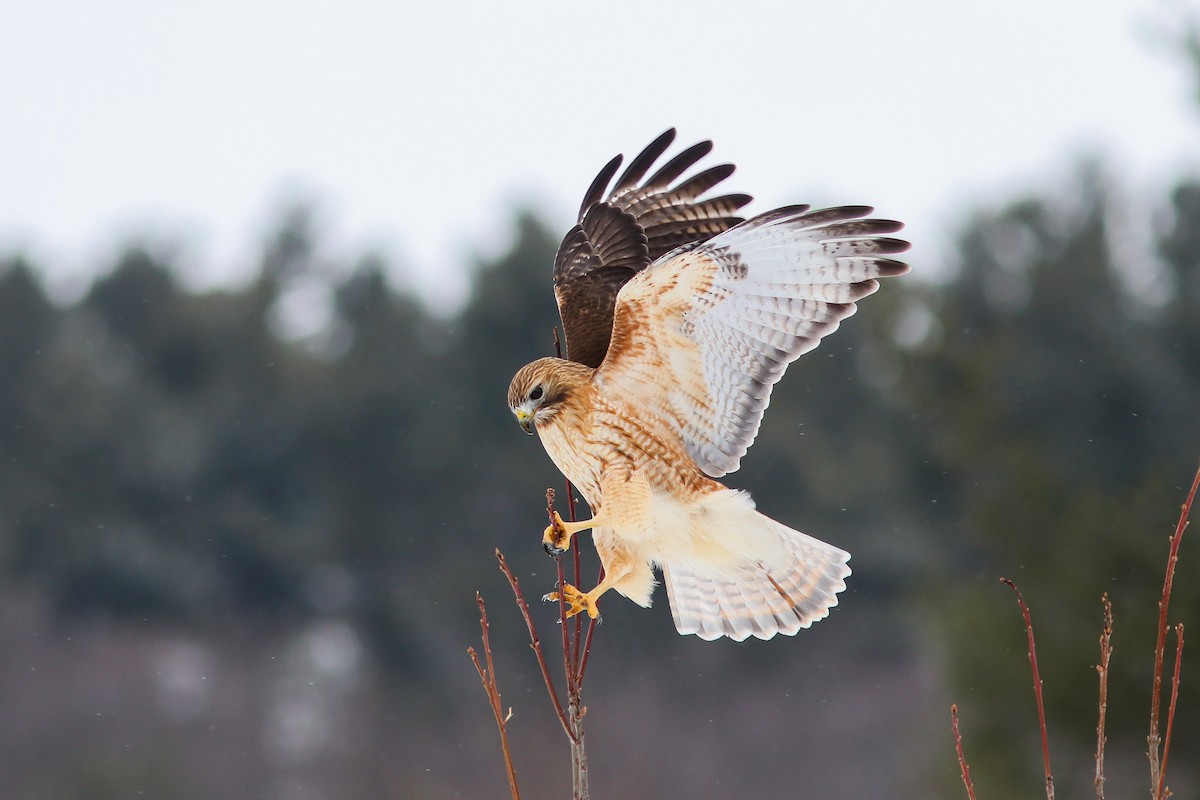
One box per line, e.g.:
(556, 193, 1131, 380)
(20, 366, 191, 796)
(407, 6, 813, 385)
(1148, 463, 1199, 797)
(472, 326, 597, 799)
(1156, 623, 1185, 800)
(1095, 593, 1113, 800)
(950, 704, 978, 800)
(569, 484, 584, 680)
(468, 593, 522, 800)
(949, 465, 1196, 798)
(546, 485, 592, 800)
(545, 488, 575, 693)
(1001, 577, 1055, 800)
(562, 483, 604, 689)
(576, 563, 604, 685)
(548, 324, 602, 692)
(495, 549, 574, 740)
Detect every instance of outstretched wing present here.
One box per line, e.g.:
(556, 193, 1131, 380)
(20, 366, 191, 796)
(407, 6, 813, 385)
(595, 205, 910, 477)
(552, 129, 752, 368)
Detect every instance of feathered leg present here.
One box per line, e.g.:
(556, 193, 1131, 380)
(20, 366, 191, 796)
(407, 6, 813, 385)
(544, 468, 653, 618)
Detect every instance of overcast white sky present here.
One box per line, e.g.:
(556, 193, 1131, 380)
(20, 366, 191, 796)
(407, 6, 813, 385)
(1, 0, 1197, 309)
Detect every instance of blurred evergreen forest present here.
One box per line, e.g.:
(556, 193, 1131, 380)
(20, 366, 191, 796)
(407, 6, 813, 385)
(3, 52, 1200, 800)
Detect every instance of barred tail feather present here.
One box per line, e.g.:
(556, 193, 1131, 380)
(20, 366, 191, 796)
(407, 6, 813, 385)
(663, 518, 851, 642)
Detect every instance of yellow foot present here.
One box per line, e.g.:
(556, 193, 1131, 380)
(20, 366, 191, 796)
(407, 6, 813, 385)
(542, 583, 601, 621)
(543, 511, 571, 555)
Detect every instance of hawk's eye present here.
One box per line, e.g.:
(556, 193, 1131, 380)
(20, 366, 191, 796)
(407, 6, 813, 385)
(529, 386, 544, 401)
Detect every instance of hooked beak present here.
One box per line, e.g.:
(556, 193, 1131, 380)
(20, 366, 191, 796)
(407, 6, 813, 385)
(514, 407, 535, 435)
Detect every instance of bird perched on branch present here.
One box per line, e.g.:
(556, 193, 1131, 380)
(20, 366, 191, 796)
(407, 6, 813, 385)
(508, 129, 909, 641)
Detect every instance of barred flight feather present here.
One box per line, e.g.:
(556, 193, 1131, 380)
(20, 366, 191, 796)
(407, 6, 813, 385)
(664, 505, 851, 642)
(599, 205, 910, 477)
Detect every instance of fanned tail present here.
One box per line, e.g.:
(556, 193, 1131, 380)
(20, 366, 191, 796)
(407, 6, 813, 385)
(663, 518, 851, 642)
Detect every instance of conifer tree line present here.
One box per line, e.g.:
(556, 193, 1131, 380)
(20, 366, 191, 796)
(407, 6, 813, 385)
(2, 45, 1200, 797)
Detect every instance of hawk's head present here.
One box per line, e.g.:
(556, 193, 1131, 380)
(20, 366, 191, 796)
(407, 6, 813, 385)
(508, 357, 591, 435)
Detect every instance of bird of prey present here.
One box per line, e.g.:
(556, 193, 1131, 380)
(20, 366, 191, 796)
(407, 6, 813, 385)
(507, 129, 909, 641)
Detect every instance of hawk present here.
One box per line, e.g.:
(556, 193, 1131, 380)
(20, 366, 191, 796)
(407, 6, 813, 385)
(507, 129, 909, 641)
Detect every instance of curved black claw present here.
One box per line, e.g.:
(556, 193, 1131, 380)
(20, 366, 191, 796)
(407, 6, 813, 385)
(543, 540, 567, 557)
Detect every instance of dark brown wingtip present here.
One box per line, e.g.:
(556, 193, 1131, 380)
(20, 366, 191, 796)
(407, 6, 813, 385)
(870, 237, 912, 255)
(644, 139, 714, 189)
(720, 192, 755, 212)
(672, 163, 738, 200)
(613, 128, 677, 194)
(578, 153, 624, 221)
(868, 256, 912, 277)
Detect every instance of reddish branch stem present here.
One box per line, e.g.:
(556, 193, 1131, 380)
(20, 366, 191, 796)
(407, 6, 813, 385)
(950, 704, 978, 800)
(568, 483, 583, 672)
(1001, 577, 1055, 800)
(1148, 462, 1199, 799)
(563, 482, 604, 689)
(548, 326, 601, 693)
(1095, 593, 1113, 800)
(474, 327, 596, 798)
(576, 562, 604, 682)
(1156, 624, 1185, 800)
(950, 465, 1196, 800)
(468, 593, 522, 800)
(495, 549, 575, 741)
(546, 489, 576, 695)
(549, 482, 594, 800)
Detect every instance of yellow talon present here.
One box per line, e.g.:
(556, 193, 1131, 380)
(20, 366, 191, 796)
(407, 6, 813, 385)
(543, 511, 571, 554)
(543, 583, 601, 620)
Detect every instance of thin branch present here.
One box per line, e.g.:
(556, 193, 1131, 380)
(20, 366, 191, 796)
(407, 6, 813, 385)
(1148, 462, 1199, 795)
(563, 483, 603, 688)
(549, 327, 594, 798)
(557, 545, 573, 693)
(1095, 593, 1113, 800)
(468, 593, 521, 800)
(547, 327, 600, 694)
(474, 326, 594, 798)
(549, 325, 580, 687)
(568, 483, 584, 678)
(569, 690, 590, 800)
(546, 488, 576, 694)
(950, 704, 978, 800)
(576, 563, 604, 686)
(548, 484, 592, 800)
(1156, 624, 1185, 800)
(1001, 577, 1055, 800)
(495, 548, 575, 741)
(546, 483, 603, 691)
